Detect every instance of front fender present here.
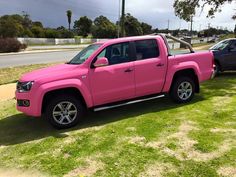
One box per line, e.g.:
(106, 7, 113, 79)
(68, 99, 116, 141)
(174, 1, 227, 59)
(34, 79, 93, 116)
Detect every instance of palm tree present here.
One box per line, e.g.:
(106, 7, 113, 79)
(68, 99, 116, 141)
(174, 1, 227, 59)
(66, 10, 72, 30)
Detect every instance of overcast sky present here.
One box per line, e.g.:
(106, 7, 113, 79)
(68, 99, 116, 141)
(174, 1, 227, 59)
(0, 0, 235, 31)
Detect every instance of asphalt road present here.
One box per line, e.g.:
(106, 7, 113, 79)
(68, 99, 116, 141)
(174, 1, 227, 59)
(0, 50, 80, 68)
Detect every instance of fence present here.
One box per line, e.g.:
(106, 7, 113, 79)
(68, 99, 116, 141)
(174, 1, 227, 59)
(17, 38, 109, 45)
(17, 37, 217, 49)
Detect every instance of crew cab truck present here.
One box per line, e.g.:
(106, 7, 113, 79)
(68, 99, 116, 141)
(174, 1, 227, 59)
(16, 34, 215, 129)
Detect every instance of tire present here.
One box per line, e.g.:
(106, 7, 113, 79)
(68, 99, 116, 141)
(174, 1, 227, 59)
(170, 76, 195, 103)
(44, 94, 86, 129)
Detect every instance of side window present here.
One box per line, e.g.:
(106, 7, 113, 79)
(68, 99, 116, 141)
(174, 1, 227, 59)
(134, 39, 159, 60)
(96, 42, 130, 65)
(229, 41, 236, 52)
(97, 48, 106, 58)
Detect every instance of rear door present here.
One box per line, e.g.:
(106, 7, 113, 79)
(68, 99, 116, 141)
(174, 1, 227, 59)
(89, 42, 135, 106)
(133, 39, 167, 97)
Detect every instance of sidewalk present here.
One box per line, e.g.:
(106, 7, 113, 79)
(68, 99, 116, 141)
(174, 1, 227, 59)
(0, 83, 16, 101)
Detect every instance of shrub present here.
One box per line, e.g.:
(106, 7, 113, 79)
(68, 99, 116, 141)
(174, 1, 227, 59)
(59, 30, 74, 38)
(0, 38, 27, 53)
(44, 29, 59, 38)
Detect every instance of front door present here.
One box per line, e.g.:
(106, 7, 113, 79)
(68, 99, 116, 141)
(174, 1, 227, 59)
(89, 42, 135, 106)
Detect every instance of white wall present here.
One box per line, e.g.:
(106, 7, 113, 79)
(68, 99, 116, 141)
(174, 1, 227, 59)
(17, 37, 109, 45)
(17, 37, 216, 47)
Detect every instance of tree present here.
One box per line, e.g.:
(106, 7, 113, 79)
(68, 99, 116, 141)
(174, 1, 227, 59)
(92, 16, 117, 38)
(57, 26, 74, 38)
(172, 29, 180, 36)
(141, 22, 152, 35)
(44, 28, 59, 38)
(0, 15, 24, 37)
(66, 10, 72, 30)
(22, 28, 34, 37)
(173, 0, 236, 22)
(22, 11, 32, 28)
(124, 14, 143, 36)
(31, 26, 45, 38)
(74, 16, 92, 37)
(234, 25, 236, 37)
(33, 21, 43, 28)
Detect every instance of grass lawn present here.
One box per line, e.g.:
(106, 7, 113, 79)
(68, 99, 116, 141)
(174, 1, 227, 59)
(192, 43, 214, 49)
(0, 73, 235, 177)
(0, 63, 59, 85)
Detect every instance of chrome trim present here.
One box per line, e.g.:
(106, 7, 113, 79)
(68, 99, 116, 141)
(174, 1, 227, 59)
(94, 95, 165, 112)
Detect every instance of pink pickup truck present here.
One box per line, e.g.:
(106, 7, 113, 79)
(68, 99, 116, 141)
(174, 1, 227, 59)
(16, 34, 215, 129)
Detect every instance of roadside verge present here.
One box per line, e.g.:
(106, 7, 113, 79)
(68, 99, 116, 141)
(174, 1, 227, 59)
(0, 83, 16, 101)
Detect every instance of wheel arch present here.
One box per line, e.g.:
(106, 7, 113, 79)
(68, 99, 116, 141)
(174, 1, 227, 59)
(170, 68, 200, 93)
(41, 87, 87, 114)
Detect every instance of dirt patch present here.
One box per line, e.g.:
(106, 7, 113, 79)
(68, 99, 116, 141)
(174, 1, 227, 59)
(64, 125, 105, 136)
(212, 96, 233, 110)
(64, 158, 104, 177)
(126, 127, 136, 132)
(63, 136, 77, 144)
(217, 166, 236, 177)
(127, 136, 147, 145)
(0, 83, 16, 101)
(139, 162, 176, 177)
(225, 122, 236, 126)
(0, 168, 47, 177)
(146, 121, 235, 161)
(211, 128, 236, 133)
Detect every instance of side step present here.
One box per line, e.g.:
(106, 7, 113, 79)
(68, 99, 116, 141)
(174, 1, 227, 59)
(94, 94, 165, 112)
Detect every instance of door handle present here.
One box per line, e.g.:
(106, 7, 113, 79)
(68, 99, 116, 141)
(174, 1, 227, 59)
(124, 68, 133, 72)
(156, 63, 164, 67)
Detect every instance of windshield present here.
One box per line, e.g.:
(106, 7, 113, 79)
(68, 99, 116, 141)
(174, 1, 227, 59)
(68, 44, 101, 64)
(210, 40, 230, 50)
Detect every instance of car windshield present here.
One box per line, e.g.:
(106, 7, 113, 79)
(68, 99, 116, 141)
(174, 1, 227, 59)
(68, 44, 101, 64)
(210, 40, 230, 51)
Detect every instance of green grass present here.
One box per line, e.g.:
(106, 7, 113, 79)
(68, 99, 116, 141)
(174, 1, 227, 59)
(0, 73, 236, 176)
(220, 33, 235, 41)
(0, 63, 59, 85)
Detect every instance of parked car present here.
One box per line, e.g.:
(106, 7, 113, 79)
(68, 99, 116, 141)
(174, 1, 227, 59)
(209, 38, 236, 74)
(16, 34, 215, 129)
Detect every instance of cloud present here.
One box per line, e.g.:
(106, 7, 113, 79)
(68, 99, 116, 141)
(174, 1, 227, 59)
(0, 0, 235, 30)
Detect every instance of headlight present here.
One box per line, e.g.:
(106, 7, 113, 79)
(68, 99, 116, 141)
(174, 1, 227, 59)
(17, 81, 34, 93)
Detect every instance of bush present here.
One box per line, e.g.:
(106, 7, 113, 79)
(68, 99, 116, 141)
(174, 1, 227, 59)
(44, 29, 59, 38)
(0, 38, 27, 53)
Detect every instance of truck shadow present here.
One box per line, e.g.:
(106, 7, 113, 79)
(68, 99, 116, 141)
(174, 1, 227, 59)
(0, 72, 236, 146)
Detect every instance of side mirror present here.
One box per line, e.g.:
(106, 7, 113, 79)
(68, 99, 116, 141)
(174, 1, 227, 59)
(93, 57, 109, 68)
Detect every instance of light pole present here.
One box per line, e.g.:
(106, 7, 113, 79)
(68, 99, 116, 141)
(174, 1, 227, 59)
(121, 0, 125, 37)
(190, 16, 193, 37)
(117, 0, 121, 38)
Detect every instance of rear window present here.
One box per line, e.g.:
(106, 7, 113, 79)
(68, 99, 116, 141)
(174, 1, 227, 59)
(134, 39, 159, 60)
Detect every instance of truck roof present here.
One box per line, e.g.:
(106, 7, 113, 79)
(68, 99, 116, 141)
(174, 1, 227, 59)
(95, 35, 160, 45)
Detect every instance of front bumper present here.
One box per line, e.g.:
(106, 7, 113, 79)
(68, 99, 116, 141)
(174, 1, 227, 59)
(211, 66, 217, 79)
(15, 91, 41, 117)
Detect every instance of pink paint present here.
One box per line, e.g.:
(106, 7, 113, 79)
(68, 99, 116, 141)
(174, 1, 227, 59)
(16, 35, 214, 117)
